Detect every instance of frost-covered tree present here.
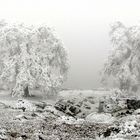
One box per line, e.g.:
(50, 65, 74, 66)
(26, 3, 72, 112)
(0, 21, 68, 97)
(102, 22, 140, 93)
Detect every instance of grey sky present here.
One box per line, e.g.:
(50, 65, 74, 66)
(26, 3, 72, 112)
(0, 0, 140, 89)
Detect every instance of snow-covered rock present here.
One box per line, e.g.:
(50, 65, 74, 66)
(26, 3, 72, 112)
(127, 99, 140, 110)
(86, 113, 116, 124)
(14, 114, 28, 121)
(14, 99, 36, 111)
(0, 129, 8, 140)
(56, 116, 85, 125)
(56, 116, 76, 124)
(55, 97, 96, 118)
(44, 105, 62, 117)
(54, 99, 81, 117)
(133, 109, 140, 115)
(99, 115, 140, 139)
(34, 101, 47, 109)
(98, 89, 140, 113)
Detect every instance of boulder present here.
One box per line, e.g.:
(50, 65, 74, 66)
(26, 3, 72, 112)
(99, 94, 140, 114)
(54, 99, 67, 112)
(127, 99, 140, 110)
(56, 115, 85, 125)
(85, 112, 116, 124)
(54, 96, 95, 118)
(54, 99, 81, 117)
(14, 99, 36, 112)
(34, 102, 47, 109)
(99, 99, 127, 113)
(0, 129, 8, 140)
(133, 109, 140, 115)
(101, 127, 120, 138)
(13, 114, 32, 121)
(98, 99, 105, 113)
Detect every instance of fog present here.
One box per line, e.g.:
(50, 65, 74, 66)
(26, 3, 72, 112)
(0, 0, 140, 89)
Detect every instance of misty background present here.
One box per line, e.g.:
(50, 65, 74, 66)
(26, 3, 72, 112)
(0, 0, 140, 89)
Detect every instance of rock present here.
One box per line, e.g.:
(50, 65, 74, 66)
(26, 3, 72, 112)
(0, 129, 8, 140)
(100, 115, 140, 139)
(54, 99, 67, 112)
(56, 116, 76, 125)
(127, 99, 140, 110)
(99, 90, 140, 114)
(34, 102, 47, 109)
(55, 97, 95, 118)
(31, 112, 38, 117)
(85, 113, 116, 124)
(67, 99, 75, 104)
(56, 116, 85, 125)
(99, 98, 127, 113)
(85, 96, 95, 104)
(15, 99, 36, 111)
(98, 89, 129, 113)
(68, 105, 81, 116)
(83, 103, 91, 109)
(0, 102, 9, 109)
(98, 100, 104, 113)
(36, 108, 44, 113)
(75, 101, 83, 107)
(44, 105, 63, 117)
(133, 109, 140, 115)
(10, 132, 18, 138)
(16, 135, 28, 140)
(54, 99, 81, 117)
(14, 114, 32, 121)
(113, 109, 133, 117)
(102, 127, 120, 137)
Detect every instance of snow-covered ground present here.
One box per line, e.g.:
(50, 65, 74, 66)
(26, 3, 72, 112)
(0, 89, 110, 109)
(0, 89, 111, 139)
(0, 89, 139, 140)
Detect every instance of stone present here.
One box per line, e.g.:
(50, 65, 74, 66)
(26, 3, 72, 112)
(54, 100, 67, 112)
(86, 96, 95, 104)
(133, 109, 140, 115)
(85, 112, 116, 124)
(15, 99, 36, 111)
(112, 109, 133, 117)
(54, 99, 81, 117)
(102, 127, 120, 137)
(99, 96, 140, 113)
(127, 99, 140, 110)
(55, 96, 96, 118)
(98, 100, 104, 113)
(34, 102, 47, 109)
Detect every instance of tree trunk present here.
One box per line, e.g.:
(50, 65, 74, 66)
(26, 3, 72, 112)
(23, 86, 30, 97)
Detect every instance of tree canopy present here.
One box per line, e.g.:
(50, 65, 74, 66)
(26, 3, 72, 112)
(0, 21, 68, 97)
(102, 22, 140, 93)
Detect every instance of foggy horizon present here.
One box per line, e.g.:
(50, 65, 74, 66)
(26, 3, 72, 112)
(0, 0, 140, 89)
